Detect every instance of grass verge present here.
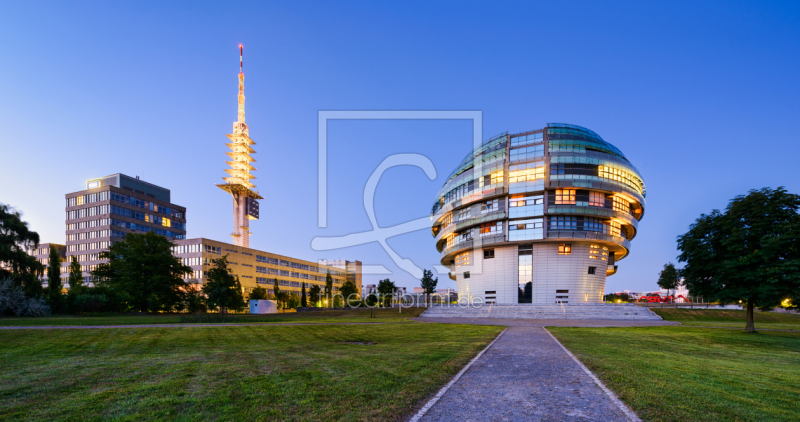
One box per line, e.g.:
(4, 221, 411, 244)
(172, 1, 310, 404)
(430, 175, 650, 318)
(650, 308, 800, 330)
(549, 326, 800, 422)
(0, 323, 502, 421)
(0, 307, 427, 326)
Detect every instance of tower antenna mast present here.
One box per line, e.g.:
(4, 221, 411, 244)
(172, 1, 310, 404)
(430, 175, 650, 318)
(217, 44, 263, 247)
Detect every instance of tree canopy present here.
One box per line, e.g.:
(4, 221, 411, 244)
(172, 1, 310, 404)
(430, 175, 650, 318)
(677, 187, 800, 332)
(657, 262, 680, 296)
(68, 256, 82, 294)
(308, 284, 321, 306)
(324, 271, 333, 304)
(377, 278, 396, 307)
(47, 246, 63, 312)
(203, 255, 245, 314)
(339, 280, 359, 307)
(0, 204, 43, 296)
(92, 232, 192, 312)
(248, 286, 269, 300)
(419, 269, 438, 305)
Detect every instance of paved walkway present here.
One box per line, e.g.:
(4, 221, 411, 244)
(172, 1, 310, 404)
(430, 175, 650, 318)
(416, 326, 638, 422)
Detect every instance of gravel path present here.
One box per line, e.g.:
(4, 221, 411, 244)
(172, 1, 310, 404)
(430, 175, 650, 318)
(416, 326, 638, 422)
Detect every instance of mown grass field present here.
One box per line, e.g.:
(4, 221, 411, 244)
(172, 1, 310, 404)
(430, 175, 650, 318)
(650, 308, 800, 330)
(549, 326, 800, 422)
(0, 322, 501, 421)
(0, 307, 427, 326)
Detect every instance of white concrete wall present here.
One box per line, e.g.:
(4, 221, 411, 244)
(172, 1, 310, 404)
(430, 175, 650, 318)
(529, 243, 607, 304)
(455, 242, 608, 304)
(454, 246, 517, 304)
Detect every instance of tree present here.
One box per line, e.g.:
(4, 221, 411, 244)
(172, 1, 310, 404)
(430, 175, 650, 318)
(184, 282, 206, 314)
(286, 292, 300, 309)
(677, 187, 800, 332)
(308, 284, 321, 307)
(249, 286, 268, 300)
(300, 283, 307, 307)
(340, 280, 358, 307)
(324, 270, 333, 307)
(68, 256, 82, 294)
(273, 278, 281, 302)
(203, 255, 246, 314)
(420, 269, 438, 306)
(657, 262, 681, 299)
(377, 278, 396, 307)
(92, 232, 192, 312)
(46, 246, 64, 312)
(0, 204, 44, 297)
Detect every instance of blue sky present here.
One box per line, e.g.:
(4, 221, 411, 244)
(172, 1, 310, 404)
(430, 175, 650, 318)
(2, 1, 799, 292)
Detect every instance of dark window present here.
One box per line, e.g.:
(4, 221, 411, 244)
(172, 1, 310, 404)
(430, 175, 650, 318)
(556, 289, 569, 293)
(485, 291, 496, 294)
(484, 249, 495, 259)
(588, 266, 596, 275)
(463, 271, 470, 279)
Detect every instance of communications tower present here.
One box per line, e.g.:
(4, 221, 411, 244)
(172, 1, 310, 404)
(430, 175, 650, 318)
(217, 45, 262, 247)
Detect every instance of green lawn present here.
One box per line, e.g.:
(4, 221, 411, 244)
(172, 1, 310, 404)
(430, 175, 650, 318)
(0, 322, 502, 421)
(651, 308, 800, 330)
(549, 326, 800, 422)
(0, 307, 427, 326)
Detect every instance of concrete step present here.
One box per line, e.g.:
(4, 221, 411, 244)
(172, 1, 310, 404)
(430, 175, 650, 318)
(420, 304, 662, 320)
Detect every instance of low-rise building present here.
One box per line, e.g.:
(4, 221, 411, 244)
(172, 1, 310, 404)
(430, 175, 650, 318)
(172, 238, 356, 299)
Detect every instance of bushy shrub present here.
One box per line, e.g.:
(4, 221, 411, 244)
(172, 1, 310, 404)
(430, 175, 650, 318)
(73, 293, 109, 313)
(65, 286, 129, 314)
(0, 278, 51, 317)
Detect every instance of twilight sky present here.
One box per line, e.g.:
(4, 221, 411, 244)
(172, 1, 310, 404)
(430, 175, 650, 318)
(2, 1, 799, 292)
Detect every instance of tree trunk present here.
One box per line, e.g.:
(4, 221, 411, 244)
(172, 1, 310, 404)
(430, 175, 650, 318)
(745, 300, 755, 333)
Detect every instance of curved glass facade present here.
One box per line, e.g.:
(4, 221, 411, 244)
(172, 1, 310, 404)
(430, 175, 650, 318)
(432, 124, 646, 304)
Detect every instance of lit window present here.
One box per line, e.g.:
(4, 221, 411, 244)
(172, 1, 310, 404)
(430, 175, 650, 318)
(554, 189, 576, 205)
(598, 165, 644, 195)
(613, 196, 630, 214)
(589, 192, 605, 207)
(610, 221, 622, 237)
(558, 244, 571, 255)
(480, 222, 502, 235)
(490, 171, 503, 185)
(508, 165, 545, 183)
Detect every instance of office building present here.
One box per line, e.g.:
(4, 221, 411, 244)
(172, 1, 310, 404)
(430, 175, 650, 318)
(318, 260, 363, 296)
(64, 173, 187, 282)
(431, 124, 646, 304)
(171, 238, 355, 299)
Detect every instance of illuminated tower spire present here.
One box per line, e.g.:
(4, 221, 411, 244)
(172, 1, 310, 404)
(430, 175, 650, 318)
(217, 44, 262, 247)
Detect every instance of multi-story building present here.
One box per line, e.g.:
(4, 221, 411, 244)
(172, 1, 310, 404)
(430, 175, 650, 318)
(65, 173, 187, 283)
(431, 123, 646, 305)
(171, 238, 353, 299)
(318, 260, 363, 296)
(26, 243, 66, 285)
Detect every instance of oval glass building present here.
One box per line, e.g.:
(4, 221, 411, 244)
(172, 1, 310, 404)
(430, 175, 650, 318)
(431, 124, 645, 304)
